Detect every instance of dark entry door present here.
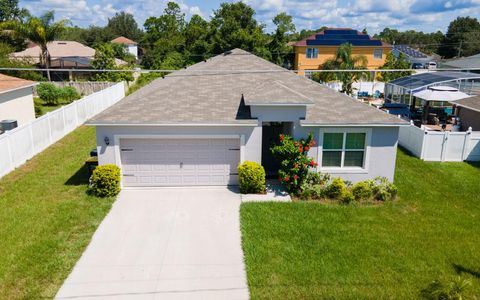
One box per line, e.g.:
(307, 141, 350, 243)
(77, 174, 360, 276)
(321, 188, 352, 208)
(262, 122, 289, 177)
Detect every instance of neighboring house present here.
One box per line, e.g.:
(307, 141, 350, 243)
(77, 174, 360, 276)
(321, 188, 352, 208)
(452, 95, 480, 131)
(111, 36, 138, 59)
(88, 49, 407, 188)
(440, 54, 480, 72)
(293, 28, 392, 76)
(392, 45, 432, 66)
(0, 74, 36, 127)
(11, 41, 127, 80)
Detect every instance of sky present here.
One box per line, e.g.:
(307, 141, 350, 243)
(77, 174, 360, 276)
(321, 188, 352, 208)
(18, 0, 480, 34)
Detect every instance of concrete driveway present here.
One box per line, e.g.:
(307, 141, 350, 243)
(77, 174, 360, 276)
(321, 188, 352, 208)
(55, 187, 249, 299)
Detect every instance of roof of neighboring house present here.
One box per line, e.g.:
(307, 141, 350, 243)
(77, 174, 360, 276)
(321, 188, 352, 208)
(452, 95, 480, 112)
(88, 49, 406, 126)
(393, 45, 428, 58)
(441, 54, 480, 69)
(111, 36, 137, 45)
(388, 71, 480, 91)
(293, 28, 391, 48)
(0, 74, 36, 94)
(10, 41, 127, 66)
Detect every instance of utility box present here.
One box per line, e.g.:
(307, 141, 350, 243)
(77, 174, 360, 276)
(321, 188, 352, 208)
(0, 120, 18, 132)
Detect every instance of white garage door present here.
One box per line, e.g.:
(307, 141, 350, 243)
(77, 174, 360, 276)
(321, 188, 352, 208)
(120, 138, 240, 187)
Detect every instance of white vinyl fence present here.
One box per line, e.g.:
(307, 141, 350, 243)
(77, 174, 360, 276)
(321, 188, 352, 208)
(399, 122, 480, 162)
(0, 82, 125, 178)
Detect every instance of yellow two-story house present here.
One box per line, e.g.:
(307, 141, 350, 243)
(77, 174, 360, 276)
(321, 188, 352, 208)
(293, 28, 392, 76)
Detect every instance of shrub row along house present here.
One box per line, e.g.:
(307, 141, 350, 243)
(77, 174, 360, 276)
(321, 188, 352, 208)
(89, 49, 407, 187)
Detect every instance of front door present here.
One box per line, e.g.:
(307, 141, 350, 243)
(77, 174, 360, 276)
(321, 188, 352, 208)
(261, 122, 292, 177)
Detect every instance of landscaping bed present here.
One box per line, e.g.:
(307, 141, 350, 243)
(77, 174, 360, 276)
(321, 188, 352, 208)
(0, 126, 114, 299)
(240, 149, 480, 299)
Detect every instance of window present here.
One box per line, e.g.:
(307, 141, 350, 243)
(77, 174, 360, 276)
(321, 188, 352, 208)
(373, 49, 383, 59)
(306, 48, 318, 59)
(322, 132, 366, 168)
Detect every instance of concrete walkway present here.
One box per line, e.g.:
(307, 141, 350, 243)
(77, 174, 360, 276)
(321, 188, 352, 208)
(55, 187, 249, 300)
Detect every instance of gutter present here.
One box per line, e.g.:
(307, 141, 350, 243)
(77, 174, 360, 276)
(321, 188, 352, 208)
(0, 82, 38, 96)
(300, 122, 410, 127)
(86, 122, 259, 127)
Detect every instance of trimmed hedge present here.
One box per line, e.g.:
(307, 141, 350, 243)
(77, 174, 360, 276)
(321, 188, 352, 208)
(238, 161, 266, 194)
(88, 164, 121, 197)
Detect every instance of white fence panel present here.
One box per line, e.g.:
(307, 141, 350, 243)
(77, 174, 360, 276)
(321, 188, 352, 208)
(0, 82, 125, 179)
(423, 132, 446, 161)
(466, 133, 480, 161)
(398, 124, 425, 157)
(444, 133, 469, 161)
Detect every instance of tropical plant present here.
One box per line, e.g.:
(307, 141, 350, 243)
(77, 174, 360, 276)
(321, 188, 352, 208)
(312, 43, 369, 95)
(421, 277, 473, 300)
(380, 52, 412, 82)
(271, 133, 317, 194)
(0, 11, 69, 81)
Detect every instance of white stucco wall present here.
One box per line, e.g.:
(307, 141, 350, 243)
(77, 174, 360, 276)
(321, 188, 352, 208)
(95, 124, 263, 166)
(0, 87, 36, 126)
(127, 45, 138, 58)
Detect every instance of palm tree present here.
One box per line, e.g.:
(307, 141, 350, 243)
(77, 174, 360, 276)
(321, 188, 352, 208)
(0, 11, 69, 81)
(313, 43, 369, 95)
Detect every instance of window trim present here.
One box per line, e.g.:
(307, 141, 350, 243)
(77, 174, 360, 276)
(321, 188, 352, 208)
(373, 48, 383, 60)
(306, 47, 318, 59)
(317, 128, 372, 174)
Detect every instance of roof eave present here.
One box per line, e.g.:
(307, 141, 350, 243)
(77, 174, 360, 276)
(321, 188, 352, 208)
(300, 122, 409, 127)
(86, 122, 259, 127)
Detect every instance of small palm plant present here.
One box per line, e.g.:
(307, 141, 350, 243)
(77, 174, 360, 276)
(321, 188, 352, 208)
(421, 277, 473, 300)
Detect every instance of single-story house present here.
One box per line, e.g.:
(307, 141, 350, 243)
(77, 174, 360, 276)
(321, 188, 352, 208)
(11, 41, 127, 80)
(112, 36, 138, 59)
(451, 95, 480, 131)
(0, 74, 36, 128)
(88, 49, 407, 187)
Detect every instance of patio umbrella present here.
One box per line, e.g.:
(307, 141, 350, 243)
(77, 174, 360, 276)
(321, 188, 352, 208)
(413, 86, 472, 101)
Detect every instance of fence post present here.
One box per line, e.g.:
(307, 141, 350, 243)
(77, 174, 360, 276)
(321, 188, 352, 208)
(6, 133, 14, 171)
(62, 106, 67, 135)
(420, 126, 427, 160)
(462, 127, 473, 161)
(47, 113, 53, 144)
(28, 124, 35, 157)
(441, 131, 449, 162)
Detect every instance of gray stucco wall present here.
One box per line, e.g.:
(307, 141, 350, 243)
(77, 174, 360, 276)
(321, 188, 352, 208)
(458, 107, 480, 131)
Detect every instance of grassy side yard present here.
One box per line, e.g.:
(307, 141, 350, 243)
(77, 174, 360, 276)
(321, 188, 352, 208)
(0, 126, 114, 299)
(241, 149, 480, 299)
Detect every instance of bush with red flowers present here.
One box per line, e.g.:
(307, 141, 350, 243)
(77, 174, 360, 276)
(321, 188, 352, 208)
(271, 133, 317, 194)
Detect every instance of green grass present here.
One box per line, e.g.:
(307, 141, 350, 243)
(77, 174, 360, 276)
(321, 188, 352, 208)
(241, 149, 480, 299)
(0, 126, 114, 299)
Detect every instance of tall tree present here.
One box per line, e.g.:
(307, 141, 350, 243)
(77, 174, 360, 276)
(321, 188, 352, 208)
(0, 0, 29, 22)
(313, 43, 368, 95)
(106, 12, 143, 42)
(375, 28, 444, 54)
(269, 12, 295, 67)
(184, 14, 211, 63)
(439, 17, 480, 58)
(379, 52, 412, 82)
(209, 2, 270, 59)
(0, 11, 68, 80)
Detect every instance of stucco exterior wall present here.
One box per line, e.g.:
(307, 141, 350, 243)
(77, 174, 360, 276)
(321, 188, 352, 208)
(95, 124, 263, 166)
(95, 123, 399, 184)
(0, 87, 35, 126)
(458, 107, 480, 131)
(294, 45, 390, 75)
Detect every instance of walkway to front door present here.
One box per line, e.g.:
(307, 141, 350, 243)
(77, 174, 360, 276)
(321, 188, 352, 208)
(55, 187, 249, 300)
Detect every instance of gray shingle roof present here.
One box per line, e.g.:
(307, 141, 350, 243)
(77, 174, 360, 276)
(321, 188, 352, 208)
(89, 49, 406, 126)
(441, 54, 480, 69)
(452, 95, 480, 112)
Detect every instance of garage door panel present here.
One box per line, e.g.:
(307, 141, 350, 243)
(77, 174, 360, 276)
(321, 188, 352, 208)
(120, 138, 239, 187)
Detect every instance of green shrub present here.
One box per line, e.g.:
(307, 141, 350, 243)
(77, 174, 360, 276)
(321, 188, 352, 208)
(341, 190, 355, 204)
(299, 183, 324, 200)
(271, 133, 317, 194)
(60, 86, 81, 103)
(351, 180, 374, 201)
(421, 277, 472, 300)
(88, 164, 121, 197)
(238, 161, 266, 194)
(37, 82, 62, 105)
(324, 178, 346, 199)
(372, 177, 398, 201)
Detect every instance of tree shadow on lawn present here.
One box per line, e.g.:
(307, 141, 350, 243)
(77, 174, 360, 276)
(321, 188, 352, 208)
(453, 263, 480, 279)
(466, 161, 480, 170)
(65, 163, 90, 186)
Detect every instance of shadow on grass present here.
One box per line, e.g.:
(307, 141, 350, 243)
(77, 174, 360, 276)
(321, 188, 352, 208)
(65, 164, 90, 186)
(466, 161, 480, 170)
(398, 146, 419, 158)
(453, 264, 480, 279)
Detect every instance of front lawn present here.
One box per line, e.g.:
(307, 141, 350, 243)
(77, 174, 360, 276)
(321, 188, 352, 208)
(241, 149, 480, 299)
(0, 126, 114, 299)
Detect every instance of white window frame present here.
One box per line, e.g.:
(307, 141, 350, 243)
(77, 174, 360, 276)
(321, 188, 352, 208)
(373, 49, 383, 59)
(306, 47, 318, 59)
(317, 128, 372, 174)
